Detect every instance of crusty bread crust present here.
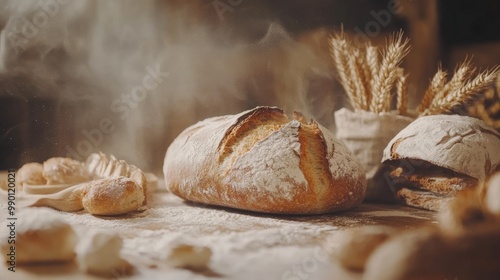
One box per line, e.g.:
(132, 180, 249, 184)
(81, 177, 144, 216)
(163, 106, 366, 214)
(382, 115, 500, 180)
(389, 166, 478, 195)
(86, 152, 148, 206)
(396, 188, 451, 211)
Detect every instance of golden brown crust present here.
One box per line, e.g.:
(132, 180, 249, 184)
(292, 111, 308, 124)
(217, 107, 288, 161)
(389, 167, 478, 195)
(81, 177, 144, 216)
(396, 188, 451, 211)
(164, 106, 366, 214)
(85, 153, 148, 206)
(297, 121, 332, 212)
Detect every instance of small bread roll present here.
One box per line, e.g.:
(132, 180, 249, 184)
(86, 152, 148, 206)
(18, 162, 46, 186)
(0, 208, 77, 264)
(43, 157, 91, 184)
(76, 231, 131, 276)
(333, 226, 396, 270)
(81, 177, 144, 215)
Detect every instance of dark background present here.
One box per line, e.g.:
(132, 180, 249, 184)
(1, 0, 499, 172)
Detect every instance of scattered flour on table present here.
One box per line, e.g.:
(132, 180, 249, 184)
(358, 210, 431, 220)
(0, 191, 435, 279)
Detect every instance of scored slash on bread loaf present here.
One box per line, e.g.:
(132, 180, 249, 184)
(164, 106, 366, 214)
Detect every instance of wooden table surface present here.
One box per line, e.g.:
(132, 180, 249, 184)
(0, 174, 436, 280)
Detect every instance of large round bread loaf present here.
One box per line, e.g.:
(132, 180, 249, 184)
(163, 106, 366, 214)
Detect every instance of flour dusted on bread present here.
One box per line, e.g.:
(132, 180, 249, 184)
(81, 177, 144, 216)
(86, 152, 148, 205)
(383, 115, 500, 180)
(163, 106, 366, 214)
(382, 115, 500, 210)
(223, 120, 307, 201)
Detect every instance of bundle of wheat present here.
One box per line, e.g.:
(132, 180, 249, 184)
(329, 31, 410, 114)
(330, 32, 500, 118)
(418, 60, 500, 116)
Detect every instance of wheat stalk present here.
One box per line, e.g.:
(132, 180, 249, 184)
(422, 67, 500, 115)
(417, 67, 447, 112)
(365, 45, 379, 105)
(349, 50, 369, 110)
(330, 34, 362, 110)
(446, 60, 475, 94)
(396, 68, 408, 115)
(355, 49, 372, 109)
(370, 32, 410, 113)
(429, 60, 474, 108)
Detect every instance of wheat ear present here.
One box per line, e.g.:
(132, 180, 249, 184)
(422, 67, 500, 115)
(349, 50, 368, 110)
(417, 67, 447, 112)
(396, 68, 408, 115)
(370, 32, 410, 113)
(365, 44, 379, 105)
(430, 60, 474, 108)
(330, 34, 362, 110)
(355, 49, 372, 109)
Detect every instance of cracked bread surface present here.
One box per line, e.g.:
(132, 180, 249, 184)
(163, 106, 366, 214)
(383, 115, 500, 181)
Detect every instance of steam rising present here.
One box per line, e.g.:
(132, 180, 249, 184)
(0, 0, 338, 172)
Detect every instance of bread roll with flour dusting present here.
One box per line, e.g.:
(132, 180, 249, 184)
(163, 106, 366, 214)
